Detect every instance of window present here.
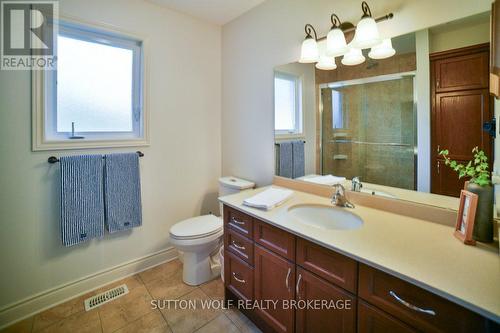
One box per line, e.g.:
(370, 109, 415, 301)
(274, 72, 302, 136)
(331, 90, 345, 129)
(32, 21, 147, 150)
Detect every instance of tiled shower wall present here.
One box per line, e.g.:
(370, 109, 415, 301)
(321, 76, 416, 190)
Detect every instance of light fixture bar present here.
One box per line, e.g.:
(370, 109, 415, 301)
(316, 13, 393, 42)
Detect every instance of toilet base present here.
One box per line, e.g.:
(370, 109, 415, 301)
(181, 244, 221, 285)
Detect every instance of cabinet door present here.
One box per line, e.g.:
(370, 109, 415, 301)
(254, 244, 295, 333)
(295, 268, 356, 333)
(358, 301, 417, 333)
(434, 51, 489, 92)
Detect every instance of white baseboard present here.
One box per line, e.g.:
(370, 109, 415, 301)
(0, 247, 178, 329)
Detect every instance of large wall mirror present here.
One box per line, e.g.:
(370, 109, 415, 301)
(274, 11, 493, 210)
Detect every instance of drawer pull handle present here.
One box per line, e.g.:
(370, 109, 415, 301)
(296, 273, 302, 298)
(231, 217, 245, 225)
(232, 241, 246, 250)
(285, 267, 291, 291)
(389, 291, 436, 316)
(232, 272, 246, 284)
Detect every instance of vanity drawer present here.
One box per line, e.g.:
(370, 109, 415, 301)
(225, 251, 254, 301)
(253, 220, 295, 261)
(296, 238, 357, 293)
(225, 228, 254, 265)
(224, 205, 253, 238)
(358, 264, 490, 333)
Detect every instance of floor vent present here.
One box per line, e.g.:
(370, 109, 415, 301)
(84, 284, 129, 311)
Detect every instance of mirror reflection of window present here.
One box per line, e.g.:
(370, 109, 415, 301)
(274, 72, 302, 136)
(331, 90, 345, 129)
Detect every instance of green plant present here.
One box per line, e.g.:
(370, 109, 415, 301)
(438, 146, 490, 186)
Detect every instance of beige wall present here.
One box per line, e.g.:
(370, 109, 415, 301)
(0, 0, 221, 323)
(430, 16, 490, 53)
(221, 0, 492, 186)
(274, 62, 316, 176)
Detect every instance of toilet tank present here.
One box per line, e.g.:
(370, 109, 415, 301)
(218, 176, 255, 197)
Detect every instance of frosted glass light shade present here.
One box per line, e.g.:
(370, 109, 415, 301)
(352, 16, 381, 49)
(368, 38, 396, 59)
(299, 37, 319, 63)
(341, 48, 365, 66)
(315, 56, 337, 70)
(326, 28, 349, 57)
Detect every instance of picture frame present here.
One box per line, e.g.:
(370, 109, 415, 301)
(454, 190, 478, 245)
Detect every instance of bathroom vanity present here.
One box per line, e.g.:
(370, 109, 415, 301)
(220, 186, 500, 333)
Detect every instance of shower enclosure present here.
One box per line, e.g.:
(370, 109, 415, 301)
(320, 73, 417, 190)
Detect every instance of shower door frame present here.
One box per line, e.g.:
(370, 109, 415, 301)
(318, 71, 418, 189)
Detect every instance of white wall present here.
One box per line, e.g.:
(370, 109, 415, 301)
(430, 15, 490, 53)
(221, 0, 492, 186)
(274, 62, 316, 176)
(0, 0, 221, 321)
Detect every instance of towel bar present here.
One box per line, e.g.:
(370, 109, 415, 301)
(48, 151, 144, 164)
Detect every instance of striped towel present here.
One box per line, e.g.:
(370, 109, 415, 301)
(60, 155, 105, 247)
(104, 153, 142, 233)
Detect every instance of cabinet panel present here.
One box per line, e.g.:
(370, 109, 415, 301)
(434, 51, 488, 92)
(254, 220, 295, 261)
(358, 300, 416, 333)
(295, 268, 356, 333)
(254, 244, 295, 333)
(224, 205, 254, 238)
(297, 238, 357, 293)
(358, 264, 489, 333)
(225, 251, 254, 301)
(225, 228, 254, 265)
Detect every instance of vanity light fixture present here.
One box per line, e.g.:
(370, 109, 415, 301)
(316, 56, 337, 70)
(368, 38, 396, 59)
(299, 24, 319, 63)
(352, 1, 381, 49)
(326, 14, 349, 57)
(298, 2, 394, 69)
(341, 48, 365, 66)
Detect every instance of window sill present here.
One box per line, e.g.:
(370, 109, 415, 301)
(32, 138, 150, 151)
(275, 134, 306, 141)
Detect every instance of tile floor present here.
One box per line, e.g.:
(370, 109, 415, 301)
(1, 260, 262, 333)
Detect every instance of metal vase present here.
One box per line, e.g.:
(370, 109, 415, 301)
(465, 182, 494, 243)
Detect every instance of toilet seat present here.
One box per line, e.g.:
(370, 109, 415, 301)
(170, 215, 222, 240)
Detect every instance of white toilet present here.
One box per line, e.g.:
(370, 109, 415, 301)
(169, 176, 254, 286)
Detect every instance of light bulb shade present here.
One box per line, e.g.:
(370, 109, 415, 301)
(341, 48, 365, 66)
(315, 56, 337, 70)
(368, 38, 396, 59)
(352, 16, 381, 49)
(299, 37, 319, 63)
(326, 28, 349, 57)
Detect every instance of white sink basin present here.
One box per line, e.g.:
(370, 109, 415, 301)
(360, 188, 396, 199)
(287, 204, 364, 230)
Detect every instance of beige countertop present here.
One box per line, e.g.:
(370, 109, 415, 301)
(219, 186, 500, 323)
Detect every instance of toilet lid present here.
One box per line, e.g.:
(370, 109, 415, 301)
(170, 215, 222, 239)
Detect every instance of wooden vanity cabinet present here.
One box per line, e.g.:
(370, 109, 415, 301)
(222, 205, 495, 333)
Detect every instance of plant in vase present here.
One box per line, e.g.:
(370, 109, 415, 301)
(438, 146, 493, 242)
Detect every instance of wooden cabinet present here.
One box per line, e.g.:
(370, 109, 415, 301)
(254, 244, 295, 333)
(358, 301, 416, 333)
(222, 205, 496, 333)
(433, 51, 489, 92)
(295, 267, 356, 333)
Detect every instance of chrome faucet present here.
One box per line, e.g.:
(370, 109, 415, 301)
(331, 184, 355, 208)
(351, 177, 362, 192)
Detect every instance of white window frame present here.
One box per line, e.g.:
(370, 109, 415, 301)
(32, 18, 149, 151)
(274, 71, 303, 138)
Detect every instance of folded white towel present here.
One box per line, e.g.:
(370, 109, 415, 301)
(303, 174, 346, 186)
(243, 187, 293, 211)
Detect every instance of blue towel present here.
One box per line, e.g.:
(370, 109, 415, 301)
(104, 153, 142, 233)
(278, 142, 293, 178)
(292, 140, 305, 178)
(60, 155, 105, 247)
